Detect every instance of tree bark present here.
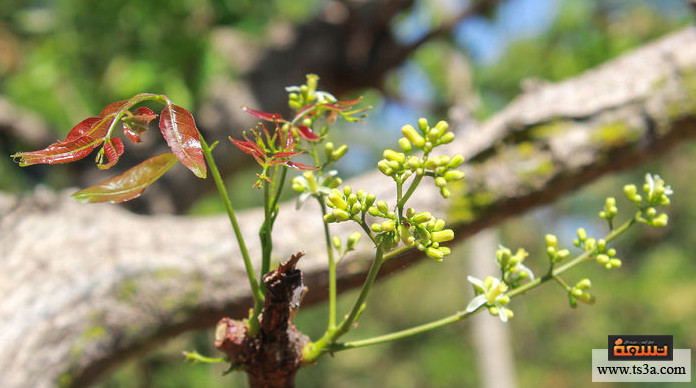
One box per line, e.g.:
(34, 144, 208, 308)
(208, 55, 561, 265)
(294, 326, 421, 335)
(2, 27, 696, 388)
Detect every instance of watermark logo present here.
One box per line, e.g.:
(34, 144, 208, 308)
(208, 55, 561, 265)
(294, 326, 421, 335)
(608, 335, 673, 361)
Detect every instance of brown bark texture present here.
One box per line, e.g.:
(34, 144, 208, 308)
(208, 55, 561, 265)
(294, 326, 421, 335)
(1, 27, 696, 388)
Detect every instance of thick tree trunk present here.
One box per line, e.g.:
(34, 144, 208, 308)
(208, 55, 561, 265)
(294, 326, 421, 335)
(2, 27, 696, 388)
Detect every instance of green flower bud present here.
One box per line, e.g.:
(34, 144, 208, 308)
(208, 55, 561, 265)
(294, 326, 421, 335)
(597, 239, 606, 252)
(371, 223, 382, 233)
(426, 247, 444, 261)
(347, 232, 362, 250)
(418, 118, 429, 133)
(328, 191, 347, 210)
(398, 137, 412, 153)
(545, 234, 558, 248)
(333, 209, 351, 222)
(646, 207, 657, 218)
(609, 258, 622, 268)
(427, 128, 440, 141)
(556, 249, 570, 260)
(439, 132, 455, 144)
(440, 187, 450, 198)
(431, 229, 454, 243)
(406, 208, 416, 218)
(381, 220, 396, 232)
(324, 142, 335, 156)
(402, 124, 425, 147)
(383, 149, 406, 164)
(324, 214, 336, 223)
(291, 179, 305, 193)
(351, 203, 362, 214)
(596, 254, 609, 264)
(434, 120, 449, 136)
(433, 218, 446, 231)
(435, 176, 447, 188)
(331, 145, 348, 161)
(577, 292, 595, 305)
(607, 248, 617, 257)
(377, 160, 393, 176)
(364, 193, 376, 208)
(440, 246, 451, 255)
(332, 236, 341, 249)
(624, 184, 637, 198)
(343, 185, 352, 196)
(652, 213, 668, 227)
(577, 227, 587, 242)
(576, 278, 592, 289)
(413, 211, 432, 224)
(368, 206, 380, 217)
(444, 170, 465, 182)
(407, 156, 422, 169)
(449, 154, 465, 168)
(376, 200, 389, 214)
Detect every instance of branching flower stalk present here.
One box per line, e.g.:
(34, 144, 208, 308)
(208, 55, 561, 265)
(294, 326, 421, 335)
(11, 73, 674, 387)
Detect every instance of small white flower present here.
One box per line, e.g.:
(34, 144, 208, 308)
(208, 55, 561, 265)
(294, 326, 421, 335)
(466, 275, 513, 322)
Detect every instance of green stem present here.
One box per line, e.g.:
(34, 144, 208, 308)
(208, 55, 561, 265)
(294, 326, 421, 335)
(397, 173, 424, 212)
(319, 198, 338, 330)
(330, 308, 480, 352)
(321, 217, 639, 354)
(260, 175, 273, 276)
(303, 248, 385, 362)
(200, 137, 264, 334)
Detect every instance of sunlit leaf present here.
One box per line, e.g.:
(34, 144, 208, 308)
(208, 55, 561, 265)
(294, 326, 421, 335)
(11, 117, 106, 166)
(72, 153, 178, 203)
(123, 107, 158, 143)
(159, 103, 207, 178)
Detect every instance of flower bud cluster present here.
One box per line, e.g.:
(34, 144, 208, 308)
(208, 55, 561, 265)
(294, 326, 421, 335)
(569, 278, 595, 308)
(496, 245, 534, 287)
(599, 197, 618, 228)
(573, 228, 621, 269)
(545, 234, 570, 264)
(624, 174, 672, 228)
(395, 208, 454, 261)
(292, 170, 342, 209)
(323, 186, 376, 223)
(378, 119, 465, 198)
(286, 74, 337, 109)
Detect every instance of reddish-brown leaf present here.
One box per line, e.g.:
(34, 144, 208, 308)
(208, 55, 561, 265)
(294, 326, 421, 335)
(159, 103, 207, 178)
(284, 161, 319, 171)
(101, 93, 160, 115)
(97, 138, 125, 170)
(72, 153, 178, 203)
(243, 107, 283, 122)
(123, 107, 158, 143)
(230, 137, 263, 157)
(295, 125, 320, 141)
(11, 117, 107, 166)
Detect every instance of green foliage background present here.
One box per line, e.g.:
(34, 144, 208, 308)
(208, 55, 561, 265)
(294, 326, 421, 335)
(2, 0, 695, 387)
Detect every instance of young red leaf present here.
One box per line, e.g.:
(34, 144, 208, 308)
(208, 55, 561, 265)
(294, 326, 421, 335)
(284, 161, 319, 171)
(294, 125, 320, 141)
(230, 137, 264, 157)
(96, 137, 125, 170)
(11, 117, 106, 166)
(242, 107, 283, 122)
(159, 103, 207, 178)
(72, 153, 178, 203)
(123, 107, 158, 143)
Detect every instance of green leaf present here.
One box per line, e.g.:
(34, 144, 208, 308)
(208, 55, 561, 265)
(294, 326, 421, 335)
(72, 153, 178, 203)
